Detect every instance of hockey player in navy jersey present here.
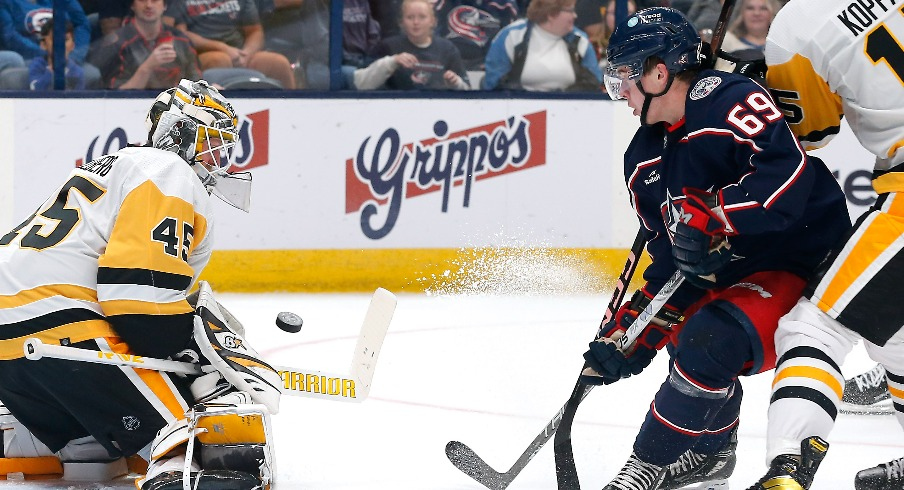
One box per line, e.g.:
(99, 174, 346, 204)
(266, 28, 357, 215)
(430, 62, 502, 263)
(578, 8, 851, 489)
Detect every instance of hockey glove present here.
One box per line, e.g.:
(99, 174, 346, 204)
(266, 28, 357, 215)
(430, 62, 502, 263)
(579, 290, 681, 385)
(672, 188, 734, 288)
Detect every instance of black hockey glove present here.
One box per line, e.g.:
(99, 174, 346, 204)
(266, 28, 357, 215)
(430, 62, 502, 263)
(579, 290, 681, 385)
(672, 187, 734, 288)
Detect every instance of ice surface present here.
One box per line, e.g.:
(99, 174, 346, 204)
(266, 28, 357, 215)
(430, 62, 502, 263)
(2, 292, 901, 489)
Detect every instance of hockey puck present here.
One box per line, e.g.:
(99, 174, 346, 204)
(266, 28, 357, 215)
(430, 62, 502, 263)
(275, 311, 303, 333)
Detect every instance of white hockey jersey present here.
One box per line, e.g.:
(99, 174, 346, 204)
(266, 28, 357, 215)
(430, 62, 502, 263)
(0, 146, 214, 360)
(765, 0, 904, 194)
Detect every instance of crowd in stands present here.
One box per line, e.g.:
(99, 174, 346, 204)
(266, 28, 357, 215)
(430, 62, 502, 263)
(0, 0, 786, 92)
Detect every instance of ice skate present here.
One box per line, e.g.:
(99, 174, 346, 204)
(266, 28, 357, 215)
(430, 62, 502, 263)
(746, 436, 828, 490)
(854, 456, 904, 490)
(604, 452, 667, 490)
(840, 364, 893, 415)
(660, 428, 737, 489)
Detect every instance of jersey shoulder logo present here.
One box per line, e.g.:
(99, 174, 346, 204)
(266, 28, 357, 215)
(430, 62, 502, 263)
(690, 76, 722, 100)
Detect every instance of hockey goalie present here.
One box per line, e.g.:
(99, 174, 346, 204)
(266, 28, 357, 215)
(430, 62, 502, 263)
(0, 79, 280, 489)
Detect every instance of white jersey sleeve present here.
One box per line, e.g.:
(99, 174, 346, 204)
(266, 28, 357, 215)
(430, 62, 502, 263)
(0, 146, 214, 359)
(765, 0, 904, 193)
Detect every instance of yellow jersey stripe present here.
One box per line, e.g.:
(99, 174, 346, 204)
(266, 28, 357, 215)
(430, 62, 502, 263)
(773, 365, 843, 399)
(0, 319, 116, 360)
(100, 298, 194, 316)
(0, 284, 97, 309)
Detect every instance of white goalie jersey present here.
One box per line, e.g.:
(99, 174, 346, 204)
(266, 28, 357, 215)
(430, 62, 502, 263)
(0, 146, 214, 359)
(765, 0, 904, 194)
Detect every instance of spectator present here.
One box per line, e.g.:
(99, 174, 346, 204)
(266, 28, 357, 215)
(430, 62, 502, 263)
(165, 0, 296, 89)
(434, 0, 519, 70)
(89, 0, 201, 89)
(259, 0, 325, 89)
(720, 0, 780, 53)
(94, 0, 133, 36)
(576, 0, 636, 67)
(482, 0, 602, 91)
(354, 0, 470, 90)
(0, 24, 27, 89)
(343, 0, 382, 78)
(686, 0, 722, 33)
(370, 0, 403, 39)
(28, 17, 85, 90)
(670, 0, 695, 13)
(0, 0, 102, 89)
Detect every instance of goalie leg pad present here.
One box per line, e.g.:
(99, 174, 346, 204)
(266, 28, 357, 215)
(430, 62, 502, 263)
(139, 397, 275, 490)
(193, 282, 281, 414)
(0, 406, 62, 478)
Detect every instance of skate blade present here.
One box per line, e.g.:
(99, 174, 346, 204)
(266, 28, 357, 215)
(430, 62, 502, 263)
(679, 479, 728, 490)
(839, 400, 894, 416)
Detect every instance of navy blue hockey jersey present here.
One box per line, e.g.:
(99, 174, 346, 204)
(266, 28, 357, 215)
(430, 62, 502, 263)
(624, 70, 851, 309)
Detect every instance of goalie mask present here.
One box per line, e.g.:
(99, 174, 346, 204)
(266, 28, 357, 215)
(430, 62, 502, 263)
(146, 79, 252, 212)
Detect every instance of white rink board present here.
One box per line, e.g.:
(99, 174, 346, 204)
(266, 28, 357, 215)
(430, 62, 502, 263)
(1, 97, 874, 250)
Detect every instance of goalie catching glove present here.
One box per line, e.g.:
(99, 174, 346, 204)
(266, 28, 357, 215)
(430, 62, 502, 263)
(580, 289, 683, 385)
(671, 187, 734, 289)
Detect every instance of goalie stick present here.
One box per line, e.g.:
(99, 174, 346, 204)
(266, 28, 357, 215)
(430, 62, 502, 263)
(445, 230, 646, 489)
(24, 287, 397, 403)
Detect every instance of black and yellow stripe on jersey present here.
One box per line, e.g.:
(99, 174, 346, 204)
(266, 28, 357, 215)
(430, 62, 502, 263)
(0, 154, 210, 360)
(0, 284, 115, 360)
(99, 178, 208, 316)
(806, 193, 904, 346)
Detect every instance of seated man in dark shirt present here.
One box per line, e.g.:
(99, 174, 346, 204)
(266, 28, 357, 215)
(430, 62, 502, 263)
(90, 0, 201, 89)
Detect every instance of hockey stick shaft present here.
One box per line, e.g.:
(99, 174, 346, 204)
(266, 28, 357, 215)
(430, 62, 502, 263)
(24, 288, 397, 403)
(707, 0, 738, 69)
(555, 270, 684, 489)
(445, 231, 646, 489)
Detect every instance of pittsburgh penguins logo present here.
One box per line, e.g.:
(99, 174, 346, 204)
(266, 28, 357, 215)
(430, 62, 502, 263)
(223, 335, 245, 350)
(122, 415, 140, 431)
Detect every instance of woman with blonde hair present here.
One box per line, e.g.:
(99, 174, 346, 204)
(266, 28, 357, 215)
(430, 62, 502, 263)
(720, 0, 781, 52)
(482, 0, 602, 91)
(354, 0, 470, 90)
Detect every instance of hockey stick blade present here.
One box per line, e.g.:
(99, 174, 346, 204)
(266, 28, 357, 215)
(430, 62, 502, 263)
(277, 287, 397, 402)
(445, 441, 511, 490)
(446, 232, 646, 489)
(446, 387, 595, 489)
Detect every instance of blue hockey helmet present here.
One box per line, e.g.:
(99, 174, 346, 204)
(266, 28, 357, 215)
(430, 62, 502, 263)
(604, 7, 702, 100)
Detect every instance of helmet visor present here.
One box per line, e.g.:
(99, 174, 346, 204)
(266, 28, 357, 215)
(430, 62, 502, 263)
(195, 123, 238, 175)
(604, 60, 643, 100)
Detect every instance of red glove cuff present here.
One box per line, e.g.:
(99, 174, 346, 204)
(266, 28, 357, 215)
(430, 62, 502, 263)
(680, 187, 730, 236)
